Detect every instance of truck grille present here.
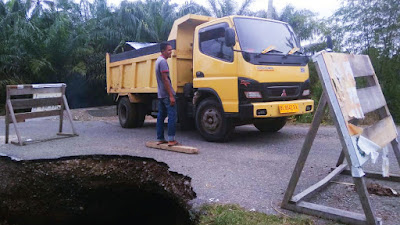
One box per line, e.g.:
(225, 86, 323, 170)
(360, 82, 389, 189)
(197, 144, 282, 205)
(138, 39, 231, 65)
(238, 80, 304, 104)
(267, 86, 300, 98)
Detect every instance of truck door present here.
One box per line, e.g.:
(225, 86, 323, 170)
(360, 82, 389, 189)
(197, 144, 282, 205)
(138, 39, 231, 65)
(193, 21, 239, 113)
(193, 22, 237, 78)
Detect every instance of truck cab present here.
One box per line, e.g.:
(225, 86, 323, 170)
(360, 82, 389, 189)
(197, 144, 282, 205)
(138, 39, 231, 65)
(190, 16, 313, 141)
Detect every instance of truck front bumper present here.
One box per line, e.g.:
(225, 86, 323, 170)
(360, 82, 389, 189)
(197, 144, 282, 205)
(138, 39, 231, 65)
(239, 99, 314, 119)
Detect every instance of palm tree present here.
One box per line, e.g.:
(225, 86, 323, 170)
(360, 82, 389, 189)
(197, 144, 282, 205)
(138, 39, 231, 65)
(95, 0, 211, 48)
(176, 0, 211, 17)
(206, 0, 254, 17)
(279, 5, 318, 41)
(134, 0, 178, 42)
(28, 0, 55, 18)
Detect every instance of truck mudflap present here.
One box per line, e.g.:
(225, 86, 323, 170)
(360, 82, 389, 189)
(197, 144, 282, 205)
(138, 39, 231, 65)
(239, 99, 314, 119)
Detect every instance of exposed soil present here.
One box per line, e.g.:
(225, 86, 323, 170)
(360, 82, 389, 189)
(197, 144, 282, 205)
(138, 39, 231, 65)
(367, 182, 400, 197)
(0, 155, 196, 225)
(70, 106, 118, 121)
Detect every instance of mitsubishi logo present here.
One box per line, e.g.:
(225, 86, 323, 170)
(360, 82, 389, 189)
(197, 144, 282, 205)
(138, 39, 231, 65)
(240, 80, 250, 87)
(281, 89, 287, 97)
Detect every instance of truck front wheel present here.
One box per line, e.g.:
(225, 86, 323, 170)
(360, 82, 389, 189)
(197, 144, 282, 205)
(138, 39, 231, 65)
(195, 98, 234, 142)
(118, 97, 145, 128)
(253, 117, 287, 132)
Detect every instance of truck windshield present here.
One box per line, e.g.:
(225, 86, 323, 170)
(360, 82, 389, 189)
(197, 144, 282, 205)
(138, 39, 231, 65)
(233, 18, 300, 54)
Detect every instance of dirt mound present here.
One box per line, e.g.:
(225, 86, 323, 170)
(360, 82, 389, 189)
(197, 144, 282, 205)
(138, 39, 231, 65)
(367, 182, 399, 197)
(0, 155, 196, 225)
(70, 106, 117, 121)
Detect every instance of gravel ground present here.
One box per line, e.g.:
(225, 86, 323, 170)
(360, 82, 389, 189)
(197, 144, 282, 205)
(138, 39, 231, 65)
(1, 106, 399, 224)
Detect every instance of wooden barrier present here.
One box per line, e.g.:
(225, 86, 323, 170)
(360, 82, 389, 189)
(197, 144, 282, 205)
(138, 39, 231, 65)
(281, 52, 400, 225)
(5, 84, 78, 146)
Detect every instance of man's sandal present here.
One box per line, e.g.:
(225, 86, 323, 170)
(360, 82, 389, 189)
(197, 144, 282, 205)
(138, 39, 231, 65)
(167, 141, 180, 147)
(156, 140, 168, 145)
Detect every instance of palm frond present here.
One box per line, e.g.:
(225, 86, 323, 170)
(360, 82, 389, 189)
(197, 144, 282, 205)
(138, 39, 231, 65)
(177, 1, 211, 17)
(236, 0, 254, 15)
(220, 0, 235, 16)
(207, 0, 221, 17)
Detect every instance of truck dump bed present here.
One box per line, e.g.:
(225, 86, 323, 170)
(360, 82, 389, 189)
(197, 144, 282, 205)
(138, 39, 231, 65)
(106, 14, 214, 95)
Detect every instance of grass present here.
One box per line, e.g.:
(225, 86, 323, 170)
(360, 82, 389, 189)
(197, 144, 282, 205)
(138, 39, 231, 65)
(197, 204, 314, 225)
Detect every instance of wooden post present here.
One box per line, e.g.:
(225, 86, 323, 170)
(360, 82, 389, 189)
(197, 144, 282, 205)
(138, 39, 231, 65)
(59, 85, 65, 133)
(391, 139, 400, 169)
(62, 94, 77, 135)
(6, 99, 22, 146)
(353, 177, 379, 225)
(336, 118, 360, 167)
(336, 151, 345, 167)
(5, 86, 10, 144)
(282, 93, 327, 206)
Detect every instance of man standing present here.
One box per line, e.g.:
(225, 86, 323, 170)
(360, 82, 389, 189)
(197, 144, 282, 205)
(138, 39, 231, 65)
(155, 42, 179, 146)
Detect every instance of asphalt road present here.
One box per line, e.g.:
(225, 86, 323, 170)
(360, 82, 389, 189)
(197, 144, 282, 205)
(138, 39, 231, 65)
(1, 108, 399, 224)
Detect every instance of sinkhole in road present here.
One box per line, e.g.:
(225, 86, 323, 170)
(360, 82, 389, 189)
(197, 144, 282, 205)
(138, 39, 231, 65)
(0, 155, 196, 225)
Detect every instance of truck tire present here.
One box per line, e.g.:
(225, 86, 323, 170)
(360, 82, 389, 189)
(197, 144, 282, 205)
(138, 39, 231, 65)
(118, 97, 145, 128)
(253, 117, 287, 132)
(195, 97, 234, 142)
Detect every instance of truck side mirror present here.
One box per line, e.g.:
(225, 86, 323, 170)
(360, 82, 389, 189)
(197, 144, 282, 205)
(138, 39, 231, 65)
(225, 28, 236, 47)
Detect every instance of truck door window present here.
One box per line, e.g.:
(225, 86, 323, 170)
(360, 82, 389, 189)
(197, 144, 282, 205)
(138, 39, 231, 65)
(199, 23, 233, 62)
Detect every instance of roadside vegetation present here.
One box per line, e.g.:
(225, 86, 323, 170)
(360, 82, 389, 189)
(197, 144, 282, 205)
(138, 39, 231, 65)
(197, 204, 313, 225)
(0, 0, 399, 123)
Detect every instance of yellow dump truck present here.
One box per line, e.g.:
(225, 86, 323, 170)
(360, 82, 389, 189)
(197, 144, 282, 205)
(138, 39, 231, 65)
(106, 14, 314, 142)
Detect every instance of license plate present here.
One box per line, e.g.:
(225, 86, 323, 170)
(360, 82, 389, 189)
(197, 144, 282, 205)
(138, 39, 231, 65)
(279, 104, 299, 113)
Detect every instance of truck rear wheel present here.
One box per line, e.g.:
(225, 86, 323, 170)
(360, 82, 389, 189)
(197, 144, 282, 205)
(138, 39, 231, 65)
(195, 98, 234, 142)
(118, 97, 145, 128)
(253, 117, 287, 132)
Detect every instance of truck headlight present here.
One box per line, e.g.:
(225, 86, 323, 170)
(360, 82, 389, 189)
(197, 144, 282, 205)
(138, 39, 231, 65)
(302, 89, 310, 96)
(244, 91, 262, 99)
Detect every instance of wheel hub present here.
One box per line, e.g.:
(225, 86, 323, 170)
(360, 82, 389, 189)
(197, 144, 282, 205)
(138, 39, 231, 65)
(202, 108, 221, 132)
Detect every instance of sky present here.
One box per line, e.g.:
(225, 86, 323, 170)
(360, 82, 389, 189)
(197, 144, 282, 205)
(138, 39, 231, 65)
(106, 0, 342, 19)
(247, 0, 341, 18)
